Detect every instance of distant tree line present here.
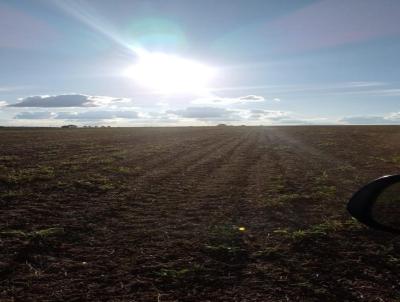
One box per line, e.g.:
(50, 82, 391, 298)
(61, 125, 112, 128)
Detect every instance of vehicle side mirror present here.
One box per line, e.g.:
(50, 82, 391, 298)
(347, 175, 400, 234)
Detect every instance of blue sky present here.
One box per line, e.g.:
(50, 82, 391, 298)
(1, 0, 400, 126)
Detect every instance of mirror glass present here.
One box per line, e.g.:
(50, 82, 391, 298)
(372, 182, 400, 230)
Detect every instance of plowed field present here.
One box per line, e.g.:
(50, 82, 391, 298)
(1, 126, 400, 301)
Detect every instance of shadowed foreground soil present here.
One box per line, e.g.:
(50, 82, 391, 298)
(0, 126, 399, 301)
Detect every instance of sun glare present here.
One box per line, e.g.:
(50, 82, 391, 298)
(125, 50, 217, 94)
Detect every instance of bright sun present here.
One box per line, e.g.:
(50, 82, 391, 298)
(125, 49, 217, 94)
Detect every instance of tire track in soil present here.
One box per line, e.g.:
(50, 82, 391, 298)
(225, 128, 315, 234)
(77, 129, 266, 301)
(262, 128, 351, 226)
(103, 132, 248, 239)
(121, 132, 237, 179)
(167, 128, 355, 301)
(236, 129, 337, 300)
(130, 135, 241, 192)
(265, 127, 384, 230)
(152, 129, 274, 300)
(112, 131, 252, 241)
(193, 128, 323, 300)
(172, 128, 318, 301)
(184, 128, 356, 301)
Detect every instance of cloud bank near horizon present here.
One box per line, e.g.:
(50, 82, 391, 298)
(4, 92, 400, 126)
(9, 94, 130, 108)
(339, 113, 400, 125)
(14, 110, 139, 121)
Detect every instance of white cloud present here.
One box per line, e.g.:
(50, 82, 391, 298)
(371, 89, 400, 97)
(388, 112, 400, 120)
(243, 109, 329, 125)
(346, 82, 386, 88)
(56, 111, 139, 120)
(249, 109, 289, 120)
(14, 110, 139, 121)
(0, 101, 8, 107)
(339, 113, 400, 125)
(167, 107, 237, 120)
(191, 94, 277, 106)
(166, 107, 320, 125)
(14, 112, 56, 119)
(238, 95, 265, 101)
(210, 82, 387, 95)
(9, 94, 130, 107)
(9, 103, 326, 126)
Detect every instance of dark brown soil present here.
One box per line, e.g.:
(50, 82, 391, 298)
(0, 126, 399, 301)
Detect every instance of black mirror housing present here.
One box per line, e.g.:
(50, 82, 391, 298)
(347, 174, 400, 234)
